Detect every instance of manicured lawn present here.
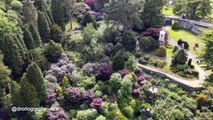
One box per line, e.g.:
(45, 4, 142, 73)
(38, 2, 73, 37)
(162, 5, 174, 16)
(168, 28, 205, 55)
(65, 20, 80, 32)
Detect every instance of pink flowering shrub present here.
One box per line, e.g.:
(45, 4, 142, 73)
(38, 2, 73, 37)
(64, 87, 95, 104)
(90, 98, 103, 112)
(85, 0, 96, 7)
(143, 28, 168, 41)
(46, 89, 57, 105)
(95, 63, 112, 81)
(118, 69, 129, 78)
(45, 107, 68, 120)
(137, 76, 145, 85)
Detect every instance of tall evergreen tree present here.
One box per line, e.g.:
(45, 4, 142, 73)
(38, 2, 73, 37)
(19, 76, 40, 107)
(105, 0, 141, 30)
(140, 0, 163, 28)
(44, 12, 52, 27)
(22, 0, 38, 24)
(10, 81, 21, 107)
(0, 53, 11, 106)
(2, 34, 25, 76)
(25, 62, 47, 102)
(51, 0, 66, 29)
(38, 11, 50, 42)
(29, 23, 41, 47)
(23, 25, 36, 50)
(34, 0, 46, 11)
(46, 9, 55, 23)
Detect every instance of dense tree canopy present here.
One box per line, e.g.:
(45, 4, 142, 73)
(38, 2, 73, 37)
(174, 0, 212, 19)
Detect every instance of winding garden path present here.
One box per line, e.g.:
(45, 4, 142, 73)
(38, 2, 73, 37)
(138, 63, 204, 89)
(138, 26, 208, 89)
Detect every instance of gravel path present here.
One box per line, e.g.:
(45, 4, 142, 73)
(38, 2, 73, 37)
(138, 26, 208, 88)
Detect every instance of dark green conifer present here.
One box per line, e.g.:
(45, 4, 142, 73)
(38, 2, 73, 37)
(23, 25, 36, 49)
(2, 34, 25, 76)
(38, 11, 50, 42)
(19, 76, 40, 107)
(29, 23, 41, 47)
(25, 62, 47, 102)
(51, 0, 65, 29)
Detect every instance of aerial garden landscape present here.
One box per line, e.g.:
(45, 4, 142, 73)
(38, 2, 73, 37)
(0, 0, 213, 120)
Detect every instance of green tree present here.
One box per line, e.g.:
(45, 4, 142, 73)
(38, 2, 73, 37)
(51, 0, 66, 29)
(156, 46, 167, 57)
(63, 0, 76, 22)
(119, 74, 133, 98)
(121, 30, 137, 52)
(10, 0, 23, 11)
(0, 53, 11, 106)
(38, 11, 50, 42)
(83, 12, 95, 24)
(22, 0, 38, 24)
(19, 76, 40, 107)
(10, 81, 21, 106)
(141, 0, 164, 28)
(105, 0, 141, 30)
(23, 25, 36, 49)
(25, 62, 47, 102)
(125, 56, 137, 71)
(34, 0, 46, 11)
(46, 9, 55, 24)
(112, 50, 129, 71)
(174, 0, 212, 19)
(29, 23, 41, 47)
(2, 34, 25, 76)
(201, 33, 213, 82)
(172, 49, 188, 65)
(109, 73, 122, 92)
(139, 36, 157, 51)
(25, 48, 48, 71)
(76, 109, 98, 120)
(44, 40, 63, 63)
(50, 24, 64, 43)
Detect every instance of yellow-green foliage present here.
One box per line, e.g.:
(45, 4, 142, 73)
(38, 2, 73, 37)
(196, 94, 208, 103)
(56, 86, 62, 95)
(110, 109, 128, 120)
(61, 76, 71, 88)
(123, 106, 134, 118)
(156, 46, 167, 57)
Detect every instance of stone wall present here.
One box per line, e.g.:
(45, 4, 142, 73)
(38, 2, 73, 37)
(163, 16, 204, 36)
(139, 64, 202, 90)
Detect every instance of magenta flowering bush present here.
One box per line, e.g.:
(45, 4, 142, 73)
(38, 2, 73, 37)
(65, 87, 95, 104)
(90, 98, 103, 112)
(83, 91, 95, 102)
(95, 63, 112, 81)
(137, 76, 145, 85)
(132, 88, 140, 97)
(85, 0, 96, 7)
(45, 107, 68, 120)
(143, 28, 168, 41)
(46, 89, 57, 105)
(118, 69, 129, 78)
